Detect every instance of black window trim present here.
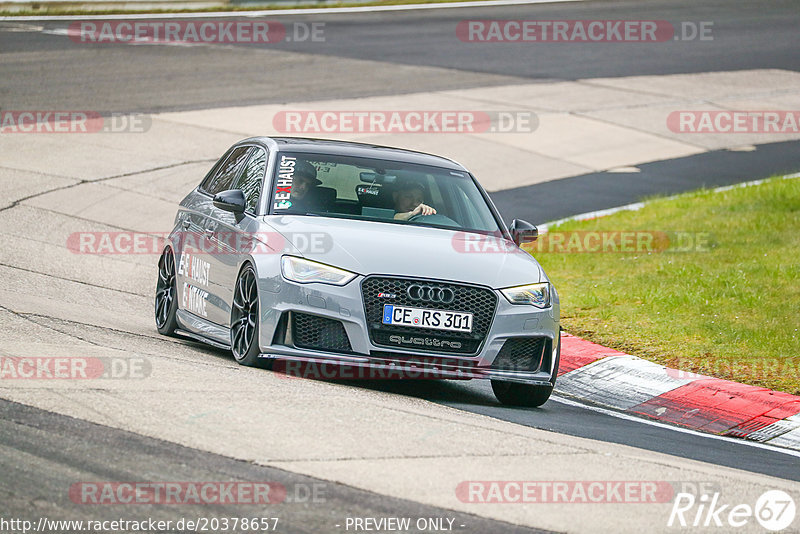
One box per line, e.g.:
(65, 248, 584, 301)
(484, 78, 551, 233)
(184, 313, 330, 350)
(233, 145, 269, 217)
(197, 143, 257, 197)
(197, 143, 269, 217)
(198, 146, 236, 197)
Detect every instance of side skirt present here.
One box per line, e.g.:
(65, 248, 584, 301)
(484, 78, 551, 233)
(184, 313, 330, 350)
(176, 309, 231, 350)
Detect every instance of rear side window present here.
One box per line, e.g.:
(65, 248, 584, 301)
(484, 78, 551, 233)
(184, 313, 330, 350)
(231, 147, 268, 214)
(200, 146, 252, 196)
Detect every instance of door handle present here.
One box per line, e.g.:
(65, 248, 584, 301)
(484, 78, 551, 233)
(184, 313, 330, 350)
(205, 228, 215, 240)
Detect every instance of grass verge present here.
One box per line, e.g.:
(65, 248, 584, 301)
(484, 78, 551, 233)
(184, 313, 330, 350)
(527, 175, 800, 394)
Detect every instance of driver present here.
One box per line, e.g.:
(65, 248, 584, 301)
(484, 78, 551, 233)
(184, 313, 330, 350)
(289, 160, 323, 211)
(393, 181, 436, 221)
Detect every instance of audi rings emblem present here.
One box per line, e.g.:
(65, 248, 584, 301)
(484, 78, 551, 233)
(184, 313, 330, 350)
(407, 284, 455, 304)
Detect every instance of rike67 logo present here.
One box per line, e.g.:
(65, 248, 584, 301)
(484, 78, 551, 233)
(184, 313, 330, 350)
(668, 489, 796, 531)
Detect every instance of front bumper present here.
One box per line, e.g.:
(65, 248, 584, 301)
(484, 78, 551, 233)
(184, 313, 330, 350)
(257, 274, 560, 385)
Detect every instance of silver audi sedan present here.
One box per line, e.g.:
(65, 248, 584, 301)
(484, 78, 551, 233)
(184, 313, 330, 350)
(155, 137, 560, 406)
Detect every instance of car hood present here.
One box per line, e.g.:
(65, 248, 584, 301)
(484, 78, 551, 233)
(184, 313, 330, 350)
(263, 216, 545, 288)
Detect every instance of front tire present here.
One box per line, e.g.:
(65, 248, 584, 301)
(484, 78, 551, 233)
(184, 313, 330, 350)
(155, 248, 179, 336)
(491, 332, 561, 407)
(230, 264, 263, 367)
(491, 381, 553, 407)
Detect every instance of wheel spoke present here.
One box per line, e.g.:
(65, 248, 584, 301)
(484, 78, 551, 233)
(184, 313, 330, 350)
(158, 297, 169, 324)
(236, 279, 247, 305)
(249, 273, 257, 299)
(237, 328, 248, 355)
(233, 327, 247, 358)
(232, 327, 244, 354)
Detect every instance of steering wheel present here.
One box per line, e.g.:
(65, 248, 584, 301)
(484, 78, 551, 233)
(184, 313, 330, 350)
(408, 213, 459, 226)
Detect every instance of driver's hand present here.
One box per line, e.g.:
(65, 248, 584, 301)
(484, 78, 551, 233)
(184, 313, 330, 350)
(411, 203, 437, 217)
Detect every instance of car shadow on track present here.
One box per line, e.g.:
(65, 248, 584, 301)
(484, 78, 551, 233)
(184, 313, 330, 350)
(178, 339, 507, 408)
(304, 376, 500, 407)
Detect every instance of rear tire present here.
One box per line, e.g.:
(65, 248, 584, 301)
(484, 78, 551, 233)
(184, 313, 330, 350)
(155, 248, 179, 336)
(491, 331, 560, 407)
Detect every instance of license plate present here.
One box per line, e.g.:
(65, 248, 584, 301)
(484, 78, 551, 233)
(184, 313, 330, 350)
(382, 305, 473, 333)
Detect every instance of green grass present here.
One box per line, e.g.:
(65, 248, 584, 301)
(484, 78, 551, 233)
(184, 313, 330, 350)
(527, 176, 800, 394)
(1, 0, 485, 17)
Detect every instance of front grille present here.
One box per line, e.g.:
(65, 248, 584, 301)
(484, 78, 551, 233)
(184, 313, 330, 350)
(362, 276, 497, 354)
(491, 337, 547, 372)
(292, 313, 352, 352)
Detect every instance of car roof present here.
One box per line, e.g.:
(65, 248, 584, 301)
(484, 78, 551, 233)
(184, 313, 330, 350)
(241, 136, 467, 171)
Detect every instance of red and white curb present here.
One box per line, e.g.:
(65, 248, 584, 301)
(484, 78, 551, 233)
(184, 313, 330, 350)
(555, 333, 800, 451)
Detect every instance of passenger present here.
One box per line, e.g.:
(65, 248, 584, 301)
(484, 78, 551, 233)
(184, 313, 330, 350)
(393, 181, 436, 221)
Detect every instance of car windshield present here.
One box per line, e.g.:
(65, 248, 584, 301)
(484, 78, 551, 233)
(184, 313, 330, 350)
(268, 151, 502, 235)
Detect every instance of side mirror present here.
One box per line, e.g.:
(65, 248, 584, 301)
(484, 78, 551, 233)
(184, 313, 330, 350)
(213, 189, 247, 214)
(510, 219, 538, 245)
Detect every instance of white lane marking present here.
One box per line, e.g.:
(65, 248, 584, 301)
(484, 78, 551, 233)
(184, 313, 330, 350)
(40, 26, 200, 45)
(0, 0, 583, 22)
(550, 394, 800, 458)
(0, 22, 43, 30)
(539, 171, 800, 232)
(540, 203, 645, 232)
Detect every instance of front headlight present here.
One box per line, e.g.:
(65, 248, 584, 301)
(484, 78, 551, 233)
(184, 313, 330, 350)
(280, 256, 357, 286)
(501, 282, 550, 308)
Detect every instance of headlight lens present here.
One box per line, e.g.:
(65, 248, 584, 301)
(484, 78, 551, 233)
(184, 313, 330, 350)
(280, 256, 356, 286)
(501, 282, 550, 308)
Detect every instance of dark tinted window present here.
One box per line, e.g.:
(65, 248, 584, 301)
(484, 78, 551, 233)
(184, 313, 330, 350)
(200, 146, 252, 195)
(268, 152, 501, 234)
(231, 147, 267, 214)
